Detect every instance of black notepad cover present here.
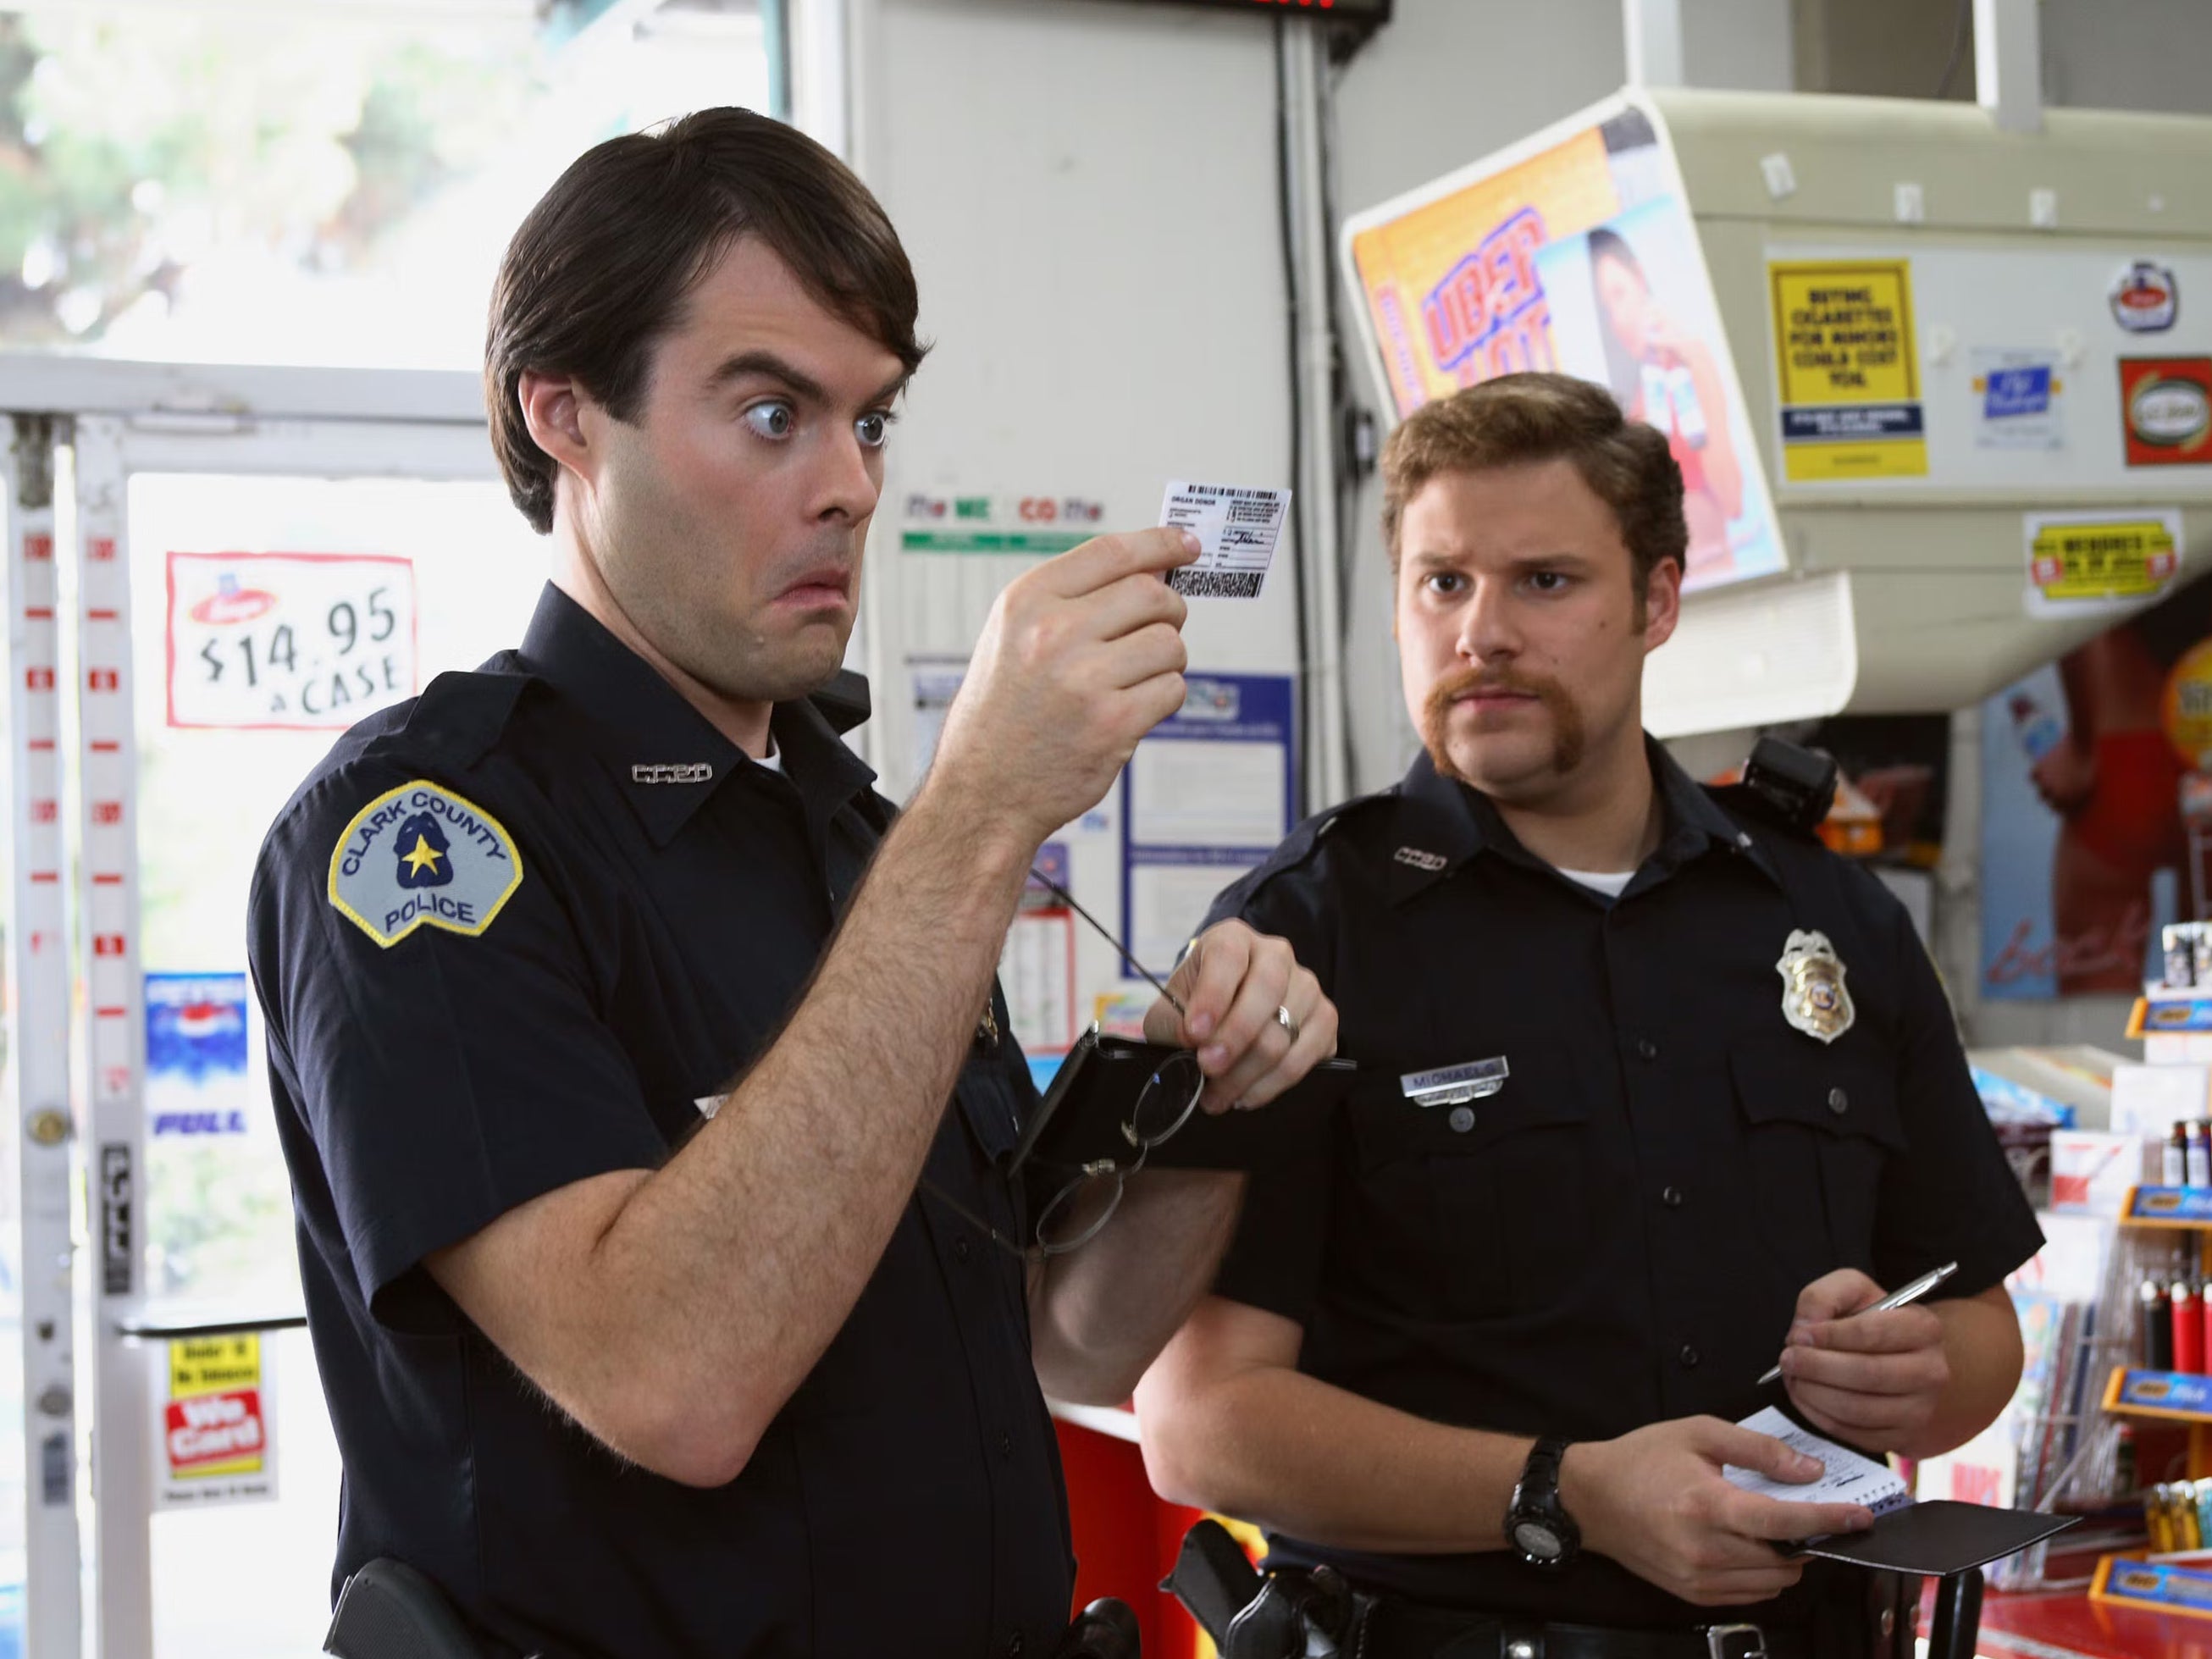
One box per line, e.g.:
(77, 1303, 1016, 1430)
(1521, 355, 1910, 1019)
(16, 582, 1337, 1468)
(1013, 1041, 1356, 1174)
(1796, 1501, 2079, 1576)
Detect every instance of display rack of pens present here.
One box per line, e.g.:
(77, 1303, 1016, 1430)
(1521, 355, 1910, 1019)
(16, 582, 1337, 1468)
(2081, 1190, 2212, 1586)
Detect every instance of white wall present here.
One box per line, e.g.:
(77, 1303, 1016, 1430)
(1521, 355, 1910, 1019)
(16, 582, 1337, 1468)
(850, 0, 1303, 1015)
(854, 0, 1294, 693)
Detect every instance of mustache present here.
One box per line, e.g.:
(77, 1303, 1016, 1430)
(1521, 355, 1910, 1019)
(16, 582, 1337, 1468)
(1419, 664, 1585, 782)
(1422, 665, 1558, 712)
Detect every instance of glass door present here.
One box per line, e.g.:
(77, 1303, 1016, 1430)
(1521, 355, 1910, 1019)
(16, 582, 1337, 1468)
(121, 463, 545, 1659)
(1, 373, 547, 1659)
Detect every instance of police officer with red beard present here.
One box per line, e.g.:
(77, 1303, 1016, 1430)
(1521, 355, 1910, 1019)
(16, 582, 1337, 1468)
(1134, 373, 2040, 1659)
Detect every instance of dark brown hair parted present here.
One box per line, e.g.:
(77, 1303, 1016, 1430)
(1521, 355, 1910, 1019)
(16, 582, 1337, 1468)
(1379, 371, 1688, 596)
(484, 107, 926, 534)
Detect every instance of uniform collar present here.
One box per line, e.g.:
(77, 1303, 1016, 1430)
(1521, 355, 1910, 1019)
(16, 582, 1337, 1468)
(517, 583, 877, 848)
(1385, 735, 1781, 904)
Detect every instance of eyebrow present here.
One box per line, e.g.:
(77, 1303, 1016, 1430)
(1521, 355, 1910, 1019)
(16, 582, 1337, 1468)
(705, 349, 910, 409)
(1405, 549, 1595, 574)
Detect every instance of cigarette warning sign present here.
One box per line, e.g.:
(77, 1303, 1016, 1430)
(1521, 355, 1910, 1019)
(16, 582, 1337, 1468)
(1769, 258, 1927, 482)
(157, 1334, 275, 1507)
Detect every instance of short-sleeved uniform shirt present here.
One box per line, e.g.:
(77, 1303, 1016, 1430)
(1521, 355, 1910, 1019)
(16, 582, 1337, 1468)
(1200, 743, 2043, 1632)
(248, 584, 1071, 1658)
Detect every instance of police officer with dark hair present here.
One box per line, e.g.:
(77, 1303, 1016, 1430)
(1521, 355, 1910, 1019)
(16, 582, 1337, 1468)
(251, 108, 1339, 1656)
(1135, 373, 2041, 1659)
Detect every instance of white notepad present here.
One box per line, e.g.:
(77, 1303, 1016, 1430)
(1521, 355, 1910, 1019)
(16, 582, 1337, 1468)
(1721, 1407, 1913, 1516)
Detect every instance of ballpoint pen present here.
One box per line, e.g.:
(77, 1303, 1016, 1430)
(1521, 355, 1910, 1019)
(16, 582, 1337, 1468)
(1758, 1261, 1960, 1386)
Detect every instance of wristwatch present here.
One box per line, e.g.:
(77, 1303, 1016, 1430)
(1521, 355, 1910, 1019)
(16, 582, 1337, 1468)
(1506, 1436, 1581, 1570)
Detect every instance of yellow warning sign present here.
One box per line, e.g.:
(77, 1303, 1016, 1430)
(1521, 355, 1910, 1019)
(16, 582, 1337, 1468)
(170, 1334, 259, 1397)
(2028, 514, 2179, 607)
(162, 1334, 272, 1494)
(1769, 258, 1927, 481)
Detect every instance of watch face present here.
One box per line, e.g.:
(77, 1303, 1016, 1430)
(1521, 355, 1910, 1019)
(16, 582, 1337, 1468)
(1512, 1519, 1564, 1561)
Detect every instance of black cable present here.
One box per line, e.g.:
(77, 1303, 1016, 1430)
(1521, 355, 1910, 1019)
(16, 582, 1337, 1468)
(1313, 41, 1362, 795)
(1275, 14, 1313, 820)
(1935, 0, 1974, 99)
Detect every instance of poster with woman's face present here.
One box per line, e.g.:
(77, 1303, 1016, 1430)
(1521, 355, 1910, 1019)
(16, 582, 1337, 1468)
(1536, 199, 1786, 591)
(1343, 103, 1787, 596)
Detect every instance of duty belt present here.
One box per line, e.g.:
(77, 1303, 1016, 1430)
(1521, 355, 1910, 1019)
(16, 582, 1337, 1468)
(1355, 1605, 1808, 1659)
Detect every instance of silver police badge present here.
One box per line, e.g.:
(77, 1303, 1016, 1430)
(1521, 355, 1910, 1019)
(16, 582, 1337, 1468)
(1776, 929, 1853, 1043)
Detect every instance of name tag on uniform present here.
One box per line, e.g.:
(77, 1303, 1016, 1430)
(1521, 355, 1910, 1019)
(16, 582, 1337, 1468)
(1402, 1057, 1509, 1108)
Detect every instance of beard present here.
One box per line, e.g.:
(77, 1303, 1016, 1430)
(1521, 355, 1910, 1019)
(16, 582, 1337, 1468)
(1419, 663, 1588, 787)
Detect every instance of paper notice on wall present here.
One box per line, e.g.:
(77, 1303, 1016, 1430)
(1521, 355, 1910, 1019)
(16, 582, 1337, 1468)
(157, 1333, 275, 1507)
(1972, 348, 2065, 451)
(1127, 739, 1286, 849)
(167, 551, 417, 729)
(1767, 258, 1927, 481)
(1003, 910, 1076, 1057)
(1119, 674, 1294, 982)
(899, 492, 1105, 555)
(2023, 508, 2181, 618)
(906, 655, 968, 785)
(1127, 860, 1253, 980)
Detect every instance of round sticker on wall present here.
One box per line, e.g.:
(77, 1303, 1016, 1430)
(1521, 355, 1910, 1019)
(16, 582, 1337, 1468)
(2164, 639, 2212, 769)
(2112, 261, 2179, 333)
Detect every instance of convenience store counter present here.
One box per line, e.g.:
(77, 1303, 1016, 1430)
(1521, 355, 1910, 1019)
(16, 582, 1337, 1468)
(1975, 1586, 2212, 1658)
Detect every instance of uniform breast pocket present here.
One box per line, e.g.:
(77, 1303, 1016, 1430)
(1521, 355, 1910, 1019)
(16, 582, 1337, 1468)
(1346, 1066, 1592, 1323)
(1730, 1040, 1905, 1285)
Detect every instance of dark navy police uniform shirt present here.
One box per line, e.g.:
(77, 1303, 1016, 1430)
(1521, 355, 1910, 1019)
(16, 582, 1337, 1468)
(1201, 743, 2043, 1632)
(248, 585, 1070, 1658)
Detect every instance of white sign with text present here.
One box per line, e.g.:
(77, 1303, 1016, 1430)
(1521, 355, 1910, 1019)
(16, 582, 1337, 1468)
(167, 552, 417, 729)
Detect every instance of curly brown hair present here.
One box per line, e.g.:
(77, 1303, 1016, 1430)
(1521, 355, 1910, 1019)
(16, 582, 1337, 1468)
(1380, 372, 1687, 600)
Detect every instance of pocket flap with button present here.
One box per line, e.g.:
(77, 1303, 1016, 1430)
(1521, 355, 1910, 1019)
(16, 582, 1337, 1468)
(1730, 1040, 1905, 1153)
(1349, 1065, 1592, 1171)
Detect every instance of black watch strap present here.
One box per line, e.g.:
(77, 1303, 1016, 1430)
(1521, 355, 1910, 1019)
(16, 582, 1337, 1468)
(1507, 1435, 1581, 1570)
(1523, 1435, 1569, 1492)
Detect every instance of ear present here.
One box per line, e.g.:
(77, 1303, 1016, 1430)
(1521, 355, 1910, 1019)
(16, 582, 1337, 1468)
(517, 370, 594, 483)
(1640, 556, 1684, 653)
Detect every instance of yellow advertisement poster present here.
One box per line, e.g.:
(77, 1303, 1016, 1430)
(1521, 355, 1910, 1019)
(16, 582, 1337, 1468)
(1768, 259, 1928, 481)
(2026, 509, 2182, 616)
(1348, 125, 1620, 415)
(158, 1332, 275, 1506)
(1345, 104, 1785, 593)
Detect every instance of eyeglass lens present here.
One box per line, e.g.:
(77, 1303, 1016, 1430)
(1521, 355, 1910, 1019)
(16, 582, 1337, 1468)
(1035, 1053, 1207, 1255)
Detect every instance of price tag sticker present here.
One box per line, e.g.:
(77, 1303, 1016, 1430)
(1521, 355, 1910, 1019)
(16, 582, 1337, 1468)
(1159, 481, 1291, 599)
(167, 552, 417, 731)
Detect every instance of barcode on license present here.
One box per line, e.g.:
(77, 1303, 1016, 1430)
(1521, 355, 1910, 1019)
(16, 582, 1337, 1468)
(1170, 568, 1266, 598)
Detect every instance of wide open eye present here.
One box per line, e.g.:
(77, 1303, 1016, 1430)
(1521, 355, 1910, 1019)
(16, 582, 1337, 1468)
(742, 401, 796, 440)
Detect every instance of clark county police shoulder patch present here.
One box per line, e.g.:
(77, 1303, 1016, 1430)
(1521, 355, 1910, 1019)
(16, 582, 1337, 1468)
(326, 780, 524, 948)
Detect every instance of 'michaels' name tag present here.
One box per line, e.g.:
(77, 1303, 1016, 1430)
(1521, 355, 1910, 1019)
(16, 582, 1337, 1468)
(1402, 1057, 1509, 1108)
